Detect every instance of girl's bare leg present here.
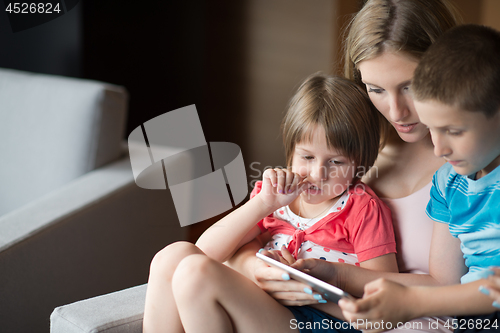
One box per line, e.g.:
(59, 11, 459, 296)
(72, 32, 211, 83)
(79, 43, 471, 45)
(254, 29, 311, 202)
(143, 241, 204, 333)
(172, 254, 297, 333)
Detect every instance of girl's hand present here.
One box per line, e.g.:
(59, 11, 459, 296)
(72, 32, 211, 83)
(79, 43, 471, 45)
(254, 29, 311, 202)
(258, 168, 307, 211)
(338, 279, 416, 332)
(255, 248, 322, 306)
(481, 267, 500, 309)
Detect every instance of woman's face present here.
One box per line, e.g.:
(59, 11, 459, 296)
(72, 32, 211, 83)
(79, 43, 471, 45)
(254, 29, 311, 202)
(358, 51, 428, 143)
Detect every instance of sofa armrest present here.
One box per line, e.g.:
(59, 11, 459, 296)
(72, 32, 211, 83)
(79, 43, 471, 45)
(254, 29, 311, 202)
(51, 284, 147, 333)
(0, 157, 186, 333)
(1, 157, 134, 252)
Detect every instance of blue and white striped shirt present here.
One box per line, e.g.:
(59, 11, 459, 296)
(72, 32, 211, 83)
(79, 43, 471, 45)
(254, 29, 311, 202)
(426, 163, 500, 284)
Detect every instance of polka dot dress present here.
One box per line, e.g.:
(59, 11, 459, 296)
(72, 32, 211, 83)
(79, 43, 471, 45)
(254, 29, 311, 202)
(263, 191, 359, 266)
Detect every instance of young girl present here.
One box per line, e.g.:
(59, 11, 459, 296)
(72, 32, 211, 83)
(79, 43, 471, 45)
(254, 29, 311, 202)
(142, 73, 398, 333)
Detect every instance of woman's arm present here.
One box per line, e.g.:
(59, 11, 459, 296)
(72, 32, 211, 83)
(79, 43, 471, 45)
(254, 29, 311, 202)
(359, 253, 398, 272)
(225, 239, 322, 305)
(225, 237, 266, 283)
(428, 221, 468, 284)
(229, 223, 462, 304)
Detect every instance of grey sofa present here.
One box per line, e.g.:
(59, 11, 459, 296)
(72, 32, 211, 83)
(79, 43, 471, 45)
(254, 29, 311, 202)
(51, 284, 148, 333)
(0, 68, 186, 333)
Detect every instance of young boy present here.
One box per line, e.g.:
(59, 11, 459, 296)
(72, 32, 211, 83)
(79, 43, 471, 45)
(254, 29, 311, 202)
(339, 24, 500, 333)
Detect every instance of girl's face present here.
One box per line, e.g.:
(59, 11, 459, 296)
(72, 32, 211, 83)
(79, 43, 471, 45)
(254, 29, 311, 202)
(358, 51, 429, 143)
(291, 125, 356, 205)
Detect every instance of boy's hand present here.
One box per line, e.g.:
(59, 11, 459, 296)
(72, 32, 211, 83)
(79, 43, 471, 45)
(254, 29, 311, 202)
(482, 267, 500, 308)
(338, 279, 416, 332)
(258, 168, 307, 211)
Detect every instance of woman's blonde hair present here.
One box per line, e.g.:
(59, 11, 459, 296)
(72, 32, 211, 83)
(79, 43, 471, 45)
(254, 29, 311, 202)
(282, 73, 379, 178)
(343, 0, 462, 143)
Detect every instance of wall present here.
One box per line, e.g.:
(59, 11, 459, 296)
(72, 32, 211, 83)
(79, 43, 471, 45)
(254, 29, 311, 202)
(243, 0, 336, 179)
(450, 0, 500, 28)
(481, 0, 500, 31)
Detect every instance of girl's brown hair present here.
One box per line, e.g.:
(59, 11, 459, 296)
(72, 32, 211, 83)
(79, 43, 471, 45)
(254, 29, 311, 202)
(282, 73, 379, 178)
(343, 0, 462, 144)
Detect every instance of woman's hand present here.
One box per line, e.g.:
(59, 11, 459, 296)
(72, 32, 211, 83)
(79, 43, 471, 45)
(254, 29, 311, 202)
(338, 278, 417, 332)
(481, 267, 500, 309)
(257, 168, 307, 212)
(291, 258, 342, 287)
(255, 248, 323, 306)
(264, 246, 296, 265)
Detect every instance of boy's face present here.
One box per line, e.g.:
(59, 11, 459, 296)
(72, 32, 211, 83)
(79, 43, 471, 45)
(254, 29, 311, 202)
(415, 99, 500, 177)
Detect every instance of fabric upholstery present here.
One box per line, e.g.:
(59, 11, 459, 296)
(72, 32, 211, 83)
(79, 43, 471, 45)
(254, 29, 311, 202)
(50, 284, 147, 333)
(1, 158, 186, 333)
(0, 67, 127, 216)
(0, 68, 186, 332)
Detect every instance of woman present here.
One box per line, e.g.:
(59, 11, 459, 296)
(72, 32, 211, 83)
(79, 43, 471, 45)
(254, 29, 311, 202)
(227, 0, 463, 331)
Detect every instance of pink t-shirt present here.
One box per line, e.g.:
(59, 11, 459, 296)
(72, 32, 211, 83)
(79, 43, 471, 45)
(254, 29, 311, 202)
(381, 182, 433, 274)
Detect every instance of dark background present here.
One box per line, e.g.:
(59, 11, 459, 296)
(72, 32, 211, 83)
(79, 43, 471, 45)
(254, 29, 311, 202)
(0, 0, 490, 238)
(0, 0, 486, 153)
(0, 0, 250, 153)
(82, 1, 249, 149)
(0, 0, 255, 239)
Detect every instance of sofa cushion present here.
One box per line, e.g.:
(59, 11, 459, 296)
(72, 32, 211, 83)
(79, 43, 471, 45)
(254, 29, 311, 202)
(50, 284, 146, 333)
(0, 68, 128, 215)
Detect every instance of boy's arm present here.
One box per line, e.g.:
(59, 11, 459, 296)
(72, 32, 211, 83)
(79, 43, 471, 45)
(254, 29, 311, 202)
(322, 174, 466, 295)
(337, 223, 476, 331)
(414, 279, 498, 317)
(294, 221, 465, 297)
(339, 278, 498, 333)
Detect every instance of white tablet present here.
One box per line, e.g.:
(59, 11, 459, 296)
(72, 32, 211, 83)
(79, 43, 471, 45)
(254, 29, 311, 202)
(256, 252, 355, 303)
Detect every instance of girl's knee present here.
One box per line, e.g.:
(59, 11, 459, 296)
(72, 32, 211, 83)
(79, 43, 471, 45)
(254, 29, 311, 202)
(149, 241, 201, 277)
(172, 254, 219, 298)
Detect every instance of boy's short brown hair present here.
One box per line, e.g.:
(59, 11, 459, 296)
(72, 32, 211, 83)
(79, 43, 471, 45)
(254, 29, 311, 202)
(413, 24, 500, 117)
(282, 73, 379, 177)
